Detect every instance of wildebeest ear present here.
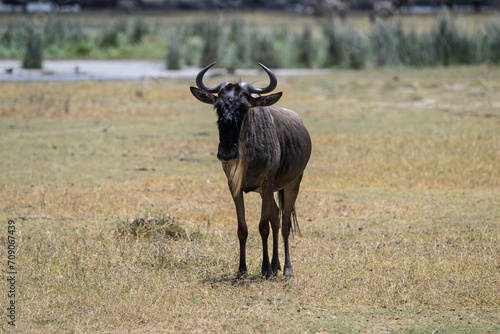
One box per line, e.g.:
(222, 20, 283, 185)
(251, 92, 283, 107)
(190, 87, 217, 105)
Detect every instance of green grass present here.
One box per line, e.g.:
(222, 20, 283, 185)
(0, 66, 499, 332)
(2, 11, 500, 68)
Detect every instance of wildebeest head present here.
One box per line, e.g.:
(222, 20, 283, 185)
(190, 63, 283, 162)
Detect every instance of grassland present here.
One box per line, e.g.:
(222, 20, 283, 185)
(1, 65, 499, 332)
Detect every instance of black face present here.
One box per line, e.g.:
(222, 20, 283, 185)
(215, 84, 252, 162)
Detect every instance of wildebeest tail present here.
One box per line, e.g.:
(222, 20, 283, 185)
(278, 189, 302, 236)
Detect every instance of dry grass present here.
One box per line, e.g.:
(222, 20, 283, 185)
(0, 66, 499, 333)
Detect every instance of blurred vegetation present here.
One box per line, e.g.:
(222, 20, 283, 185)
(166, 27, 183, 69)
(21, 28, 43, 69)
(2, 11, 500, 69)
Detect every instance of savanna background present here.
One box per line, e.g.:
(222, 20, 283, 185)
(1, 2, 499, 333)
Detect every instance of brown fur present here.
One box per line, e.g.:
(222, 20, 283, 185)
(223, 159, 245, 196)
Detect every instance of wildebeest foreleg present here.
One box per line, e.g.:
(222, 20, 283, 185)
(281, 174, 304, 277)
(233, 193, 248, 276)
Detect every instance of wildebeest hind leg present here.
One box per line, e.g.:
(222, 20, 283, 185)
(270, 199, 281, 276)
(281, 174, 303, 277)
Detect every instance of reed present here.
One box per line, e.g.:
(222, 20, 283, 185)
(2, 12, 500, 69)
(22, 28, 43, 69)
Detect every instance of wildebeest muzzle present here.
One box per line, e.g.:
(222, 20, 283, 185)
(217, 143, 238, 162)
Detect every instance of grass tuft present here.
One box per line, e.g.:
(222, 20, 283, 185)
(199, 20, 223, 67)
(166, 29, 183, 70)
(485, 16, 500, 64)
(99, 22, 125, 49)
(129, 18, 149, 45)
(22, 28, 43, 69)
(116, 207, 187, 241)
(431, 10, 476, 66)
(295, 25, 316, 68)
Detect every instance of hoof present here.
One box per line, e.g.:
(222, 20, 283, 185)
(237, 269, 248, 279)
(262, 261, 273, 279)
(284, 267, 294, 278)
(261, 269, 272, 279)
(262, 268, 278, 279)
(271, 260, 281, 276)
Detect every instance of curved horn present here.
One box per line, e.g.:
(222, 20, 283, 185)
(196, 62, 229, 93)
(240, 63, 277, 95)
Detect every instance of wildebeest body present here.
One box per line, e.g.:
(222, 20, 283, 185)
(223, 106, 311, 195)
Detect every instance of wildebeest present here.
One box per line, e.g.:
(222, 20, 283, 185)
(190, 63, 311, 278)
